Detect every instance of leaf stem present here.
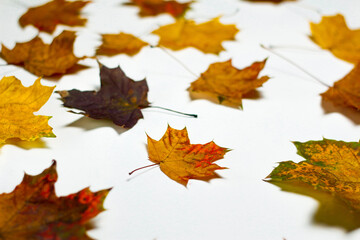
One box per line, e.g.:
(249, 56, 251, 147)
(152, 45, 199, 78)
(260, 44, 330, 88)
(129, 163, 159, 175)
(268, 44, 321, 52)
(150, 105, 198, 118)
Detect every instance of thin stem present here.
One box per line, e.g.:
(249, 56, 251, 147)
(260, 44, 330, 88)
(268, 45, 321, 52)
(129, 163, 158, 175)
(150, 105, 198, 118)
(154, 45, 199, 78)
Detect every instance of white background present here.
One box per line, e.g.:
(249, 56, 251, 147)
(1, 0, 360, 239)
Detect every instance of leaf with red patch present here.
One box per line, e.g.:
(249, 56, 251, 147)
(0, 160, 110, 239)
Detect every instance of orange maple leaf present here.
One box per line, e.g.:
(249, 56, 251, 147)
(310, 14, 360, 64)
(152, 17, 239, 54)
(0, 160, 110, 239)
(124, 0, 192, 18)
(1, 31, 83, 76)
(321, 64, 360, 110)
(96, 32, 149, 56)
(189, 59, 269, 107)
(19, 0, 90, 34)
(138, 125, 229, 186)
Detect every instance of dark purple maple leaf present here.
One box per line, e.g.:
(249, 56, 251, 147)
(57, 63, 150, 128)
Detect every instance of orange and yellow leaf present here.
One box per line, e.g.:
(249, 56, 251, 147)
(0, 76, 55, 144)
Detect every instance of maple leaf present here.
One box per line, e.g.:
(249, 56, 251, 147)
(321, 63, 360, 110)
(96, 32, 149, 56)
(1, 31, 82, 77)
(0, 76, 55, 144)
(0, 160, 110, 239)
(145, 125, 229, 186)
(266, 139, 360, 229)
(189, 59, 269, 107)
(152, 18, 239, 54)
(245, 0, 295, 3)
(19, 0, 90, 34)
(124, 0, 192, 18)
(310, 14, 360, 64)
(57, 63, 149, 128)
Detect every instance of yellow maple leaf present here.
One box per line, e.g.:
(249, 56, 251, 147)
(96, 32, 148, 56)
(1, 31, 81, 76)
(146, 125, 229, 186)
(189, 59, 269, 107)
(321, 63, 360, 109)
(152, 18, 239, 54)
(266, 139, 360, 230)
(0, 76, 55, 144)
(310, 14, 360, 64)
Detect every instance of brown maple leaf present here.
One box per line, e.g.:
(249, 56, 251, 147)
(1, 31, 83, 76)
(189, 59, 269, 107)
(96, 32, 149, 56)
(131, 125, 229, 186)
(19, 0, 90, 34)
(57, 62, 150, 128)
(321, 64, 360, 110)
(310, 14, 360, 64)
(152, 17, 239, 54)
(124, 0, 192, 18)
(0, 160, 110, 239)
(266, 139, 360, 230)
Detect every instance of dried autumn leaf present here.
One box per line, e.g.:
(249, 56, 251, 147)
(57, 63, 149, 128)
(321, 64, 360, 110)
(152, 18, 239, 54)
(0, 160, 110, 239)
(310, 14, 360, 64)
(124, 0, 192, 18)
(0, 76, 55, 144)
(19, 0, 90, 34)
(245, 0, 295, 3)
(266, 139, 360, 229)
(145, 125, 229, 186)
(96, 32, 149, 56)
(1, 31, 82, 76)
(189, 59, 269, 107)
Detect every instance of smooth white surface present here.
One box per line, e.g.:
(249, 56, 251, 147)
(1, 0, 360, 239)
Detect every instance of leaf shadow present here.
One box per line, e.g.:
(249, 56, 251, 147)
(0, 138, 48, 150)
(321, 99, 360, 125)
(189, 89, 262, 109)
(66, 116, 128, 135)
(45, 64, 90, 81)
(268, 180, 360, 231)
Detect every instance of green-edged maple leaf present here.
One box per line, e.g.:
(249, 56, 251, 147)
(0, 160, 110, 239)
(266, 139, 360, 230)
(19, 0, 90, 34)
(1, 31, 83, 76)
(124, 0, 192, 18)
(131, 125, 229, 186)
(57, 63, 150, 128)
